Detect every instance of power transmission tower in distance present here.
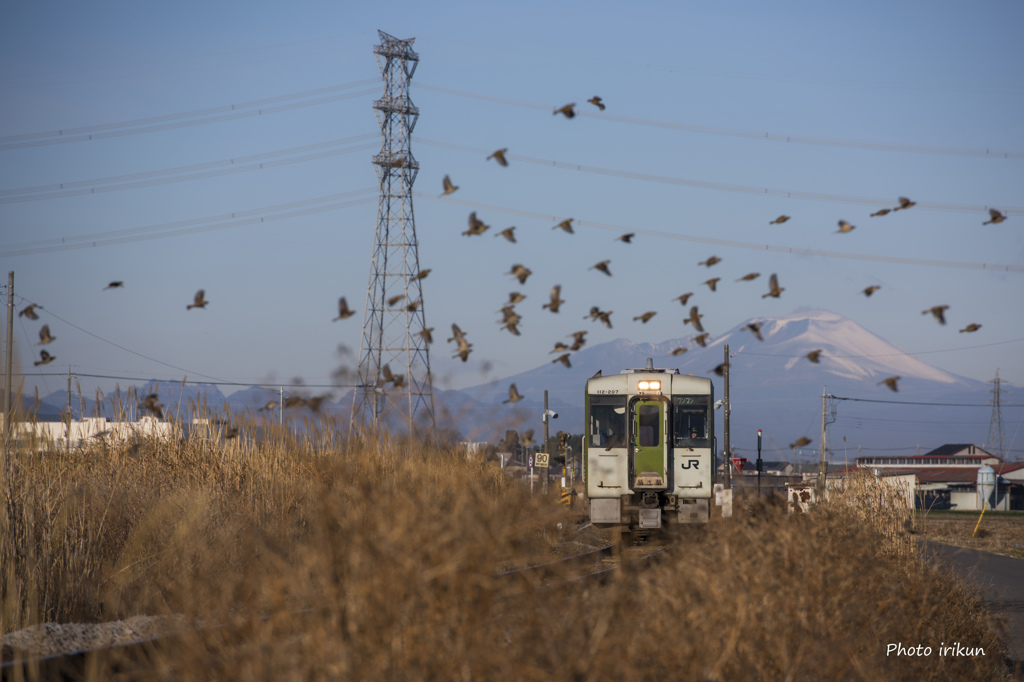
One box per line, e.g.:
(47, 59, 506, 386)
(350, 30, 435, 434)
(986, 369, 1007, 459)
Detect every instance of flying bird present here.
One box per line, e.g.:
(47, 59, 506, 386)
(140, 393, 164, 419)
(737, 272, 760, 282)
(692, 333, 710, 347)
(487, 148, 509, 166)
(283, 395, 306, 409)
(870, 208, 891, 217)
(552, 353, 572, 368)
(879, 376, 900, 392)
(307, 394, 330, 411)
(862, 285, 881, 297)
(699, 256, 721, 267)
(507, 292, 526, 305)
(448, 324, 472, 362)
(542, 285, 564, 313)
(19, 303, 39, 320)
(440, 175, 458, 196)
(703, 278, 720, 292)
(187, 290, 208, 310)
(983, 208, 1006, 225)
(259, 400, 277, 412)
(684, 306, 704, 332)
(503, 384, 524, 404)
(418, 327, 434, 344)
(553, 218, 574, 234)
(387, 294, 405, 307)
(413, 269, 431, 280)
(922, 305, 949, 325)
(334, 297, 356, 321)
(837, 220, 855, 234)
(38, 325, 55, 345)
(464, 212, 489, 236)
(587, 96, 605, 110)
(596, 310, 613, 328)
(553, 103, 576, 118)
(405, 299, 421, 312)
(744, 322, 764, 341)
(789, 437, 812, 449)
(959, 323, 981, 333)
(224, 425, 239, 440)
(550, 341, 570, 354)
(591, 260, 612, 276)
(379, 364, 401, 387)
(508, 264, 532, 284)
(34, 350, 56, 366)
(520, 429, 535, 448)
(674, 293, 694, 306)
(633, 311, 656, 323)
(496, 226, 517, 243)
(805, 349, 824, 364)
(893, 197, 916, 211)
(105, 281, 124, 290)
(671, 347, 689, 356)
(769, 215, 790, 225)
(569, 330, 587, 350)
(617, 233, 634, 243)
(762, 273, 784, 299)
(712, 363, 726, 377)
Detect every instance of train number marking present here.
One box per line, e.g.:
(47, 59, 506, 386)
(595, 389, 619, 394)
(680, 459, 700, 470)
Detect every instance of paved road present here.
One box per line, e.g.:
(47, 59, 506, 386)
(924, 541, 1024, 666)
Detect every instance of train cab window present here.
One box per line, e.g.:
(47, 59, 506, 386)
(590, 395, 627, 449)
(673, 395, 709, 447)
(637, 404, 660, 447)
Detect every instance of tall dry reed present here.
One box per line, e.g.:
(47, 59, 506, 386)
(1, 410, 1010, 680)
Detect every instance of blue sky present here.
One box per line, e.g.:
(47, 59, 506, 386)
(2, 0, 1022, 407)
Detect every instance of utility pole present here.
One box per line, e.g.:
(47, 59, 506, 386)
(3, 271, 13, 437)
(66, 366, 72, 453)
(542, 390, 550, 496)
(818, 387, 827, 498)
(723, 343, 731, 488)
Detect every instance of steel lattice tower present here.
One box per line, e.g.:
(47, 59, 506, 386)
(350, 31, 435, 433)
(986, 369, 1006, 459)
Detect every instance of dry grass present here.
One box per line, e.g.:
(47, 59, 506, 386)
(916, 510, 1024, 559)
(1, 413, 1012, 680)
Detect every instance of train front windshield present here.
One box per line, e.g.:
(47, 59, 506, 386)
(590, 395, 627, 449)
(673, 395, 710, 447)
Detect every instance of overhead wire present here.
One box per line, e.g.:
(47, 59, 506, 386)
(0, 189, 378, 257)
(0, 83, 381, 151)
(412, 82, 1024, 160)
(0, 133, 379, 202)
(417, 191, 1024, 273)
(414, 137, 1024, 215)
(739, 336, 1024, 359)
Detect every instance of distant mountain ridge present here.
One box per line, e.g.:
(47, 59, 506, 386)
(30, 310, 1001, 459)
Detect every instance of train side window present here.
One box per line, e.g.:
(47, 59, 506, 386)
(673, 395, 709, 447)
(589, 395, 627, 448)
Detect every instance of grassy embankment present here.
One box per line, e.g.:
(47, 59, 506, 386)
(1, 408, 1011, 680)
(915, 509, 1024, 559)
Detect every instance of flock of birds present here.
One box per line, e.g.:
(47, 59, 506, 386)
(18, 94, 1010, 442)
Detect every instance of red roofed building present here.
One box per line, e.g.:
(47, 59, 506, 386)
(846, 444, 1024, 511)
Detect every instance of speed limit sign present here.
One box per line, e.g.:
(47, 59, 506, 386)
(535, 452, 550, 468)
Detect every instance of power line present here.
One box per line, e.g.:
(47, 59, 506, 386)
(0, 190, 378, 257)
(830, 395, 1024, 407)
(19, 372, 354, 389)
(412, 82, 1024, 160)
(0, 133, 378, 203)
(413, 137, 1024, 216)
(417, 192, 1024, 273)
(0, 82, 381, 151)
(740, 337, 1024, 359)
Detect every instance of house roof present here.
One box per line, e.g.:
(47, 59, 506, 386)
(917, 444, 995, 459)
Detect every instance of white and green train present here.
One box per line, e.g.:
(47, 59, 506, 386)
(584, 359, 715, 531)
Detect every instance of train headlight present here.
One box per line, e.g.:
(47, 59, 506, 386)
(637, 380, 661, 391)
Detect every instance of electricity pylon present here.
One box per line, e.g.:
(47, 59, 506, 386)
(986, 369, 1006, 459)
(350, 31, 435, 434)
